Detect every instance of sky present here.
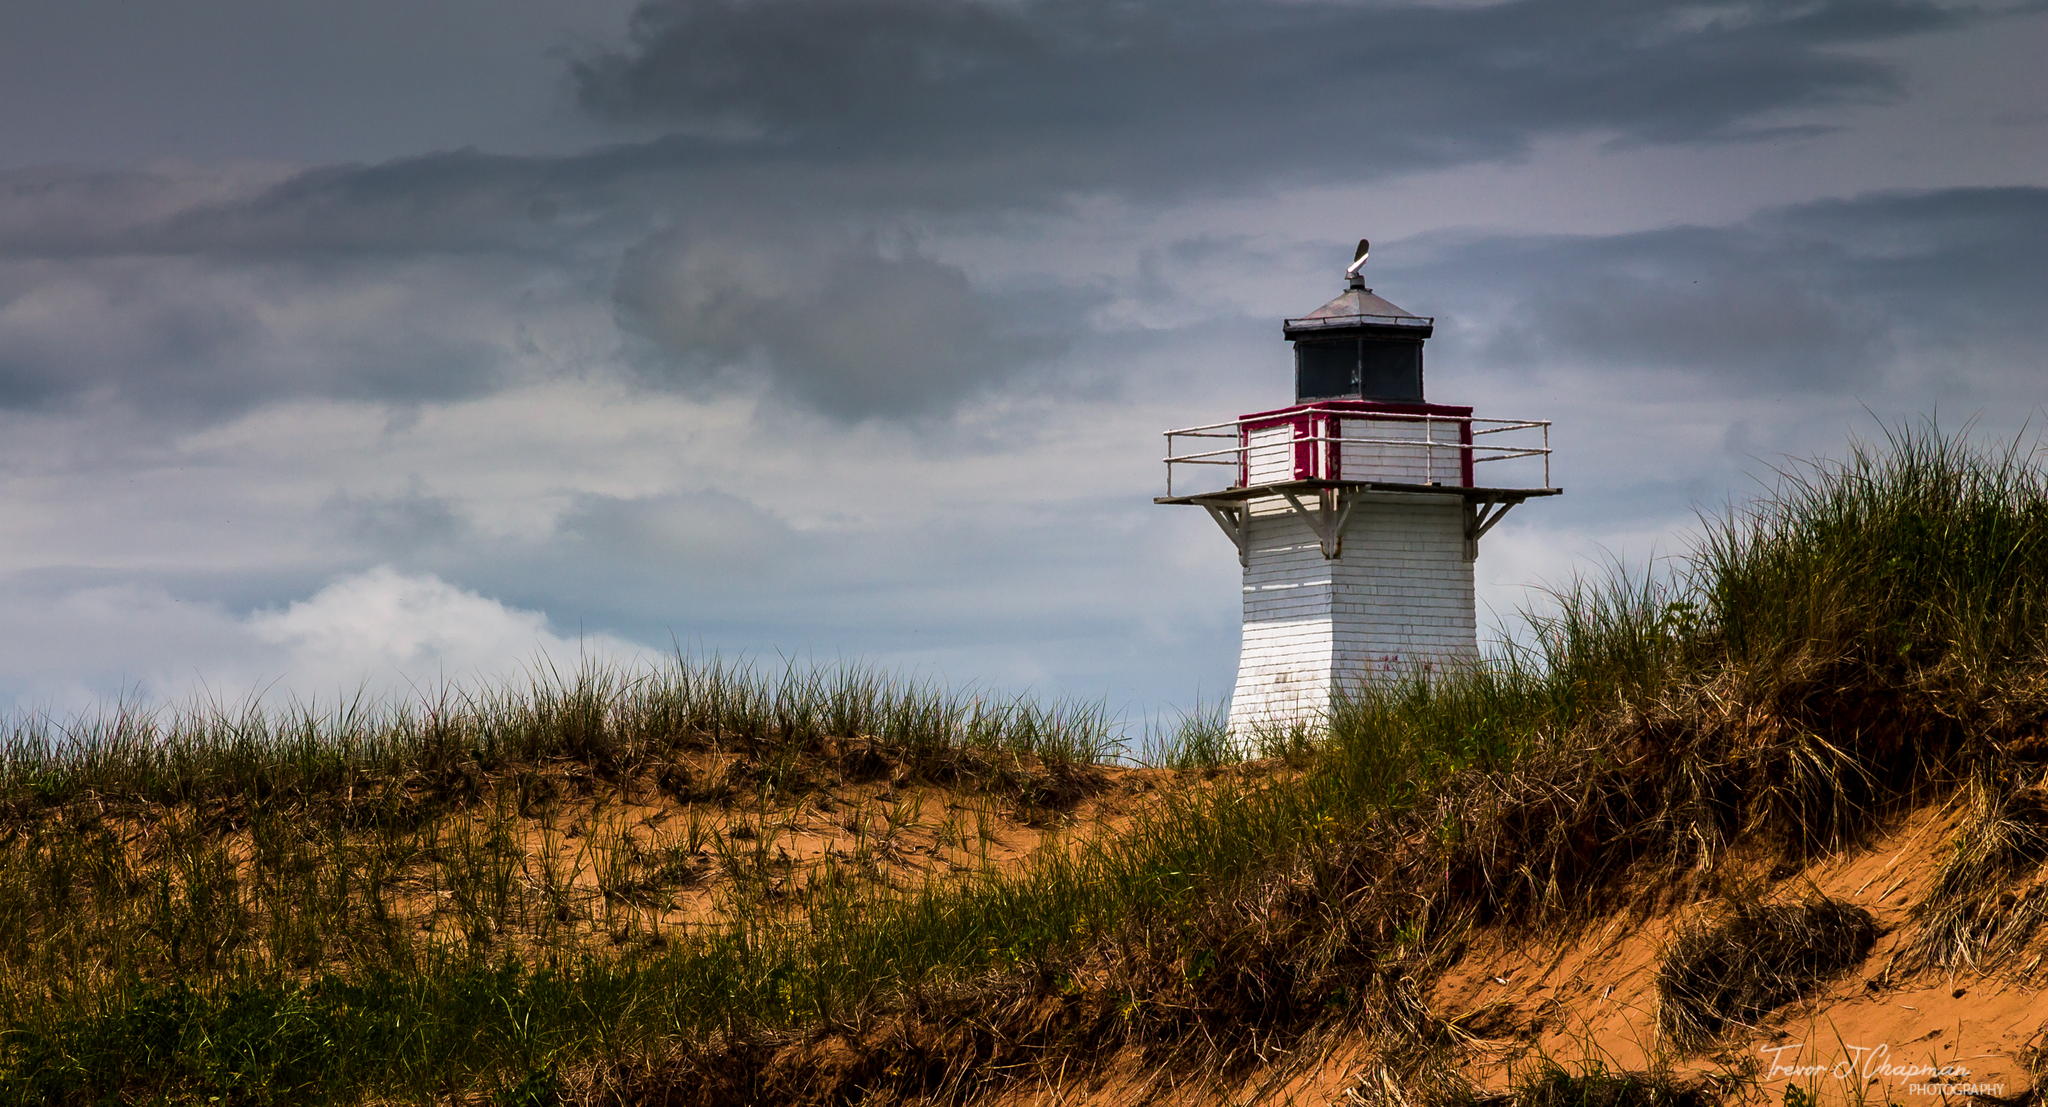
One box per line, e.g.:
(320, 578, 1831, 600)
(2, 0, 2047, 725)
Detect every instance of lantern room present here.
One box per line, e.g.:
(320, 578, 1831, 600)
(1285, 242, 1433, 404)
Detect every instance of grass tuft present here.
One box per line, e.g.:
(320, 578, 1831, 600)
(1654, 896, 1877, 1052)
(1915, 769, 2048, 967)
(1472, 1063, 1718, 1107)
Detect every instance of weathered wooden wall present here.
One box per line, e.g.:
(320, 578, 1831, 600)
(1225, 494, 1477, 738)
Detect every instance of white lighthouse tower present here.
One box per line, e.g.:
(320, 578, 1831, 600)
(1158, 240, 1559, 738)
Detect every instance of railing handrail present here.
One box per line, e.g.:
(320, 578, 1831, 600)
(1160, 407, 1552, 496)
(1164, 434, 1545, 465)
(1161, 406, 1543, 439)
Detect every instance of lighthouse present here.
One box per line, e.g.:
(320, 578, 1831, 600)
(1158, 240, 1559, 738)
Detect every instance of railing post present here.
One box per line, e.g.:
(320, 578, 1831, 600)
(1424, 415, 1435, 484)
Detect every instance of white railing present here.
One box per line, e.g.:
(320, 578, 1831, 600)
(1162, 406, 1551, 497)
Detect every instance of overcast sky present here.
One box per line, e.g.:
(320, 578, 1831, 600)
(3, 0, 2046, 725)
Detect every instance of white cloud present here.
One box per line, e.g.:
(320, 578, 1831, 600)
(0, 567, 649, 718)
(245, 566, 646, 695)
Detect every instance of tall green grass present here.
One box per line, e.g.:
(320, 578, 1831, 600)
(0, 656, 1128, 1102)
(0, 656, 1116, 815)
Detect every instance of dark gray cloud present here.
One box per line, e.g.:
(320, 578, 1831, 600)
(613, 228, 1068, 418)
(0, 254, 521, 415)
(9, 0, 2019, 263)
(0, 0, 640, 168)
(0, 157, 617, 262)
(573, 0, 2019, 199)
(0, 0, 2034, 425)
(1390, 186, 2048, 395)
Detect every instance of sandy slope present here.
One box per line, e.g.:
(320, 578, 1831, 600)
(983, 798, 2048, 1106)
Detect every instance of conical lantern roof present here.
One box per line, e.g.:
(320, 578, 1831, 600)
(1283, 284, 1432, 337)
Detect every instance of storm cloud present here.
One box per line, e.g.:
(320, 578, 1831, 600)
(1404, 186, 2048, 398)
(613, 228, 1069, 418)
(0, 0, 2034, 424)
(573, 0, 2012, 197)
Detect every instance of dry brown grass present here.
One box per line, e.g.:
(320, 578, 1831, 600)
(0, 740, 1149, 981)
(1652, 896, 1877, 1052)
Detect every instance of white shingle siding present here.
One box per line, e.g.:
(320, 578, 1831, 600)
(1334, 416, 1467, 486)
(1244, 425, 1297, 484)
(1226, 495, 1477, 738)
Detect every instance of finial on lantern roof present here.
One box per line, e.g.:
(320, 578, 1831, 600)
(1284, 236, 1431, 342)
(1344, 238, 1370, 289)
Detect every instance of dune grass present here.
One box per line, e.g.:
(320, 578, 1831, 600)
(8, 424, 2048, 1104)
(0, 659, 1124, 1104)
(1654, 896, 1878, 1051)
(0, 657, 1114, 813)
